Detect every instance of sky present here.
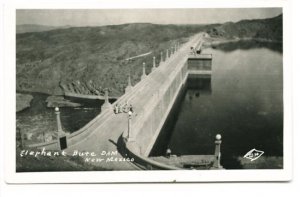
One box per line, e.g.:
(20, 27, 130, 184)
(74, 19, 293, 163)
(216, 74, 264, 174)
(16, 8, 282, 27)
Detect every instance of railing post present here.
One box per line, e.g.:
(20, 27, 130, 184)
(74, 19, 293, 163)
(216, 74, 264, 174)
(212, 134, 223, 169)
(141, 62, 147, 80)
(160, 51, 163, 64)
(125, 74, 133, 93)
(166, 49, 169, 60)
(151, 56, 156, 72)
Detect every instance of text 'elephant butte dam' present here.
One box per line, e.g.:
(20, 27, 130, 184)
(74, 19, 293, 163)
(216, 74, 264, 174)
(29, 33, 222, 170)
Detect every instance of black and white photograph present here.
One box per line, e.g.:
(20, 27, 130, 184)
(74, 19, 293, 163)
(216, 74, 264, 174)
(1, 0, 296, 185)
(14, 7, 284, 173)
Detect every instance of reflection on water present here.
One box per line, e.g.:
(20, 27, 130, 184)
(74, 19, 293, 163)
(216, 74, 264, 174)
(150, 42, 283, 169)
(16, 93, 106, 144)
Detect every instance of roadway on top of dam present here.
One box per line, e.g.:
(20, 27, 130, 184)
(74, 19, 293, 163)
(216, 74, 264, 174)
(65, 33, 205, 170)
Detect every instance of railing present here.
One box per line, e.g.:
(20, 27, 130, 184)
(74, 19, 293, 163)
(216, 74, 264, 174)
(188, 53, 213, 59)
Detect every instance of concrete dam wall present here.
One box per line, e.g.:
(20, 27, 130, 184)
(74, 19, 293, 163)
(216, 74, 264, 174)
(27, 33, 212, 170)
(126, 54, 212, 158)
(126, 59, 189, 157)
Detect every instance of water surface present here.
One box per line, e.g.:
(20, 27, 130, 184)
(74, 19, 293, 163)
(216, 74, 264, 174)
(16, 93, 105, 144)
(150, 41, 283, 169)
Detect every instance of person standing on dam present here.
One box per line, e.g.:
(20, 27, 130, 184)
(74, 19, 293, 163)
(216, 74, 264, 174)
(190, 47, 196, 55)
(129, 104, 134, 113)
(114, 104, 120, 114)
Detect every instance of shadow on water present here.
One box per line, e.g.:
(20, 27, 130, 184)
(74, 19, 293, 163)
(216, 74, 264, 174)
(149, 76, 212, 157)
(16, 92, 107, 134)
(148, 76, 247, 169)
(149, 69, 283, 169)
(17, 92, 50, 115)
(212, 40, 283, 54)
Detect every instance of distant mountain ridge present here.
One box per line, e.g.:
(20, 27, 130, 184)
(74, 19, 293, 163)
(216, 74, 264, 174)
(17, 24, 72, 34)
(207, 14, 282, 41)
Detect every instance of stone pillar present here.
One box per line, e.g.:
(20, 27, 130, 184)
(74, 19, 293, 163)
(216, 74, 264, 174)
(55, 107, 67, 150)
(166, 49, 169, 60)
(101, 88, 113, 111)
(125, 75, 133, 93)
(212, 134, 223, 169)
(151, 56, 156, 72)
(160, 51, 164, 64)
(141, 62, 147, 80)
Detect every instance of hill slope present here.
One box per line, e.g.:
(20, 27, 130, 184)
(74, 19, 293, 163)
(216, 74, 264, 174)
(16, 15, 282, 96)
(16, 23, 215, 96)
(207, 14, 282, 41)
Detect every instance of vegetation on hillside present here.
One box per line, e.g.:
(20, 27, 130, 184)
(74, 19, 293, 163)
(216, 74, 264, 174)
(16, 23, 216, 96)
(16, 14, 282, 96)
(207, 14, 282, 41)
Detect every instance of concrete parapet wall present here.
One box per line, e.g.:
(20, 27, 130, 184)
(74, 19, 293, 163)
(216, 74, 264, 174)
(126, 36, 209, 157)
(130, 62, 189, 156)
(28, 108, 115, 150)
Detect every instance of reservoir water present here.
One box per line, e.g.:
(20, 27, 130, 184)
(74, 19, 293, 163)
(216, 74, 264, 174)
(150, 40, 283, 169)
(16, 93, 106, 144)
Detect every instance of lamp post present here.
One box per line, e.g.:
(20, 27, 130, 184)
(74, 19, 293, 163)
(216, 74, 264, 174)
(55, 107, 64, 136)
(212, 134, 223, 169)
(55, 107, 67, 150)
(126, 110, 135, 142)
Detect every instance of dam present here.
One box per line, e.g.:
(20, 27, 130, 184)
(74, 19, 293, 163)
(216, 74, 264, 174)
(28, 33, 221, 170)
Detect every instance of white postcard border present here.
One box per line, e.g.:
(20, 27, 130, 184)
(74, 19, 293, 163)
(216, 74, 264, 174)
(2, 0, 292, 183)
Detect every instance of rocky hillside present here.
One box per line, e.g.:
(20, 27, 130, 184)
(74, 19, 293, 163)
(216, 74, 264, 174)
(16, 23, 216, 96)
(16, 14, 282, 96)
(207, 14, 282, 41)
